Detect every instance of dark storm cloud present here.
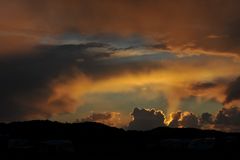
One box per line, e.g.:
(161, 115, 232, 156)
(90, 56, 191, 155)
(127, 108, 165, 130)
(224, 77, 240, 104)
(0, 43, 113, 121)
(0, 42, 112, 96)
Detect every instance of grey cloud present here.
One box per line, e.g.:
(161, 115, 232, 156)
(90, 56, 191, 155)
(128, 108, 165, 131)
(126, 107, 240, 132)
(224, 77, 240, 104)
(181, 112, 199, 128)
(214, 107, 240, 132)
(191, 78, 231, 91)
(215, 107, 240, 126)
(191, 82, 217, 90)
(200, 113, 213, 124)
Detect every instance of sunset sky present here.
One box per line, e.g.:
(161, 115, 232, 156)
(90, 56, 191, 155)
(1, 0, 240, 132)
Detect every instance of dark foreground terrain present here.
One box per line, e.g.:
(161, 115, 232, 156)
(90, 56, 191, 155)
(0, 120, 239, 159)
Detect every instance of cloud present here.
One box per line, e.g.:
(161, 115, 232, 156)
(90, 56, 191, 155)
(167, 107, 240, 132)
(0, 43, 113, 121)
(1, 42, 239, 121)
(170, 107, 240, 132)
(167, 111, 199, 128)
(189, 79, 233, 105)
(0, 33, 40, 55)
(167, 112, 182, 128)
(180, 112, 199, 128)
(125, 107, 240, 132)
(191, 82, 217, 90)
(2, 0, 240, 57)
(214, 107, 240, 132)
(0, 41, 169, 121)
(200, 112, 214, 124)
(123, 106, 240, 132)
(1, 0, 240, 131)
(224, 77, 240, 105)
(127, 108, 165, 130)
(81, 112, 121, 127)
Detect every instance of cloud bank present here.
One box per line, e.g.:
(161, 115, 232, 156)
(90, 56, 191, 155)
(128, 108, 165, 130)
(127, 107, 240, 132)
(2, 0, 240, 58)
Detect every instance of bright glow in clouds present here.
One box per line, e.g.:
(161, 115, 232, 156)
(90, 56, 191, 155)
(48, 56, 240, 125)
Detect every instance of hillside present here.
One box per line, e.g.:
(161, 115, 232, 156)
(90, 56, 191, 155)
(0, 120, 239, 159)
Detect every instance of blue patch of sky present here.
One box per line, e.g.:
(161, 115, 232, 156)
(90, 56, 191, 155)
(41, 33, 237, 65)
(41, 33, 147, 48)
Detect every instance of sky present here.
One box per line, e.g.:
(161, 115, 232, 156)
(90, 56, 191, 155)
(1, 0, 240, 132)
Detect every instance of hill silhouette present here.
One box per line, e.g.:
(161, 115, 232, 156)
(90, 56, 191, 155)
(0, 120, 239, 159)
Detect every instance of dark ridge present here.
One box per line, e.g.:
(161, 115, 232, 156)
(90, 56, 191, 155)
(0, 120, 239, 159)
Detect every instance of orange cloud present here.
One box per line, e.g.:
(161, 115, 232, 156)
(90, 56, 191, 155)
(1, 0, 240, 57)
